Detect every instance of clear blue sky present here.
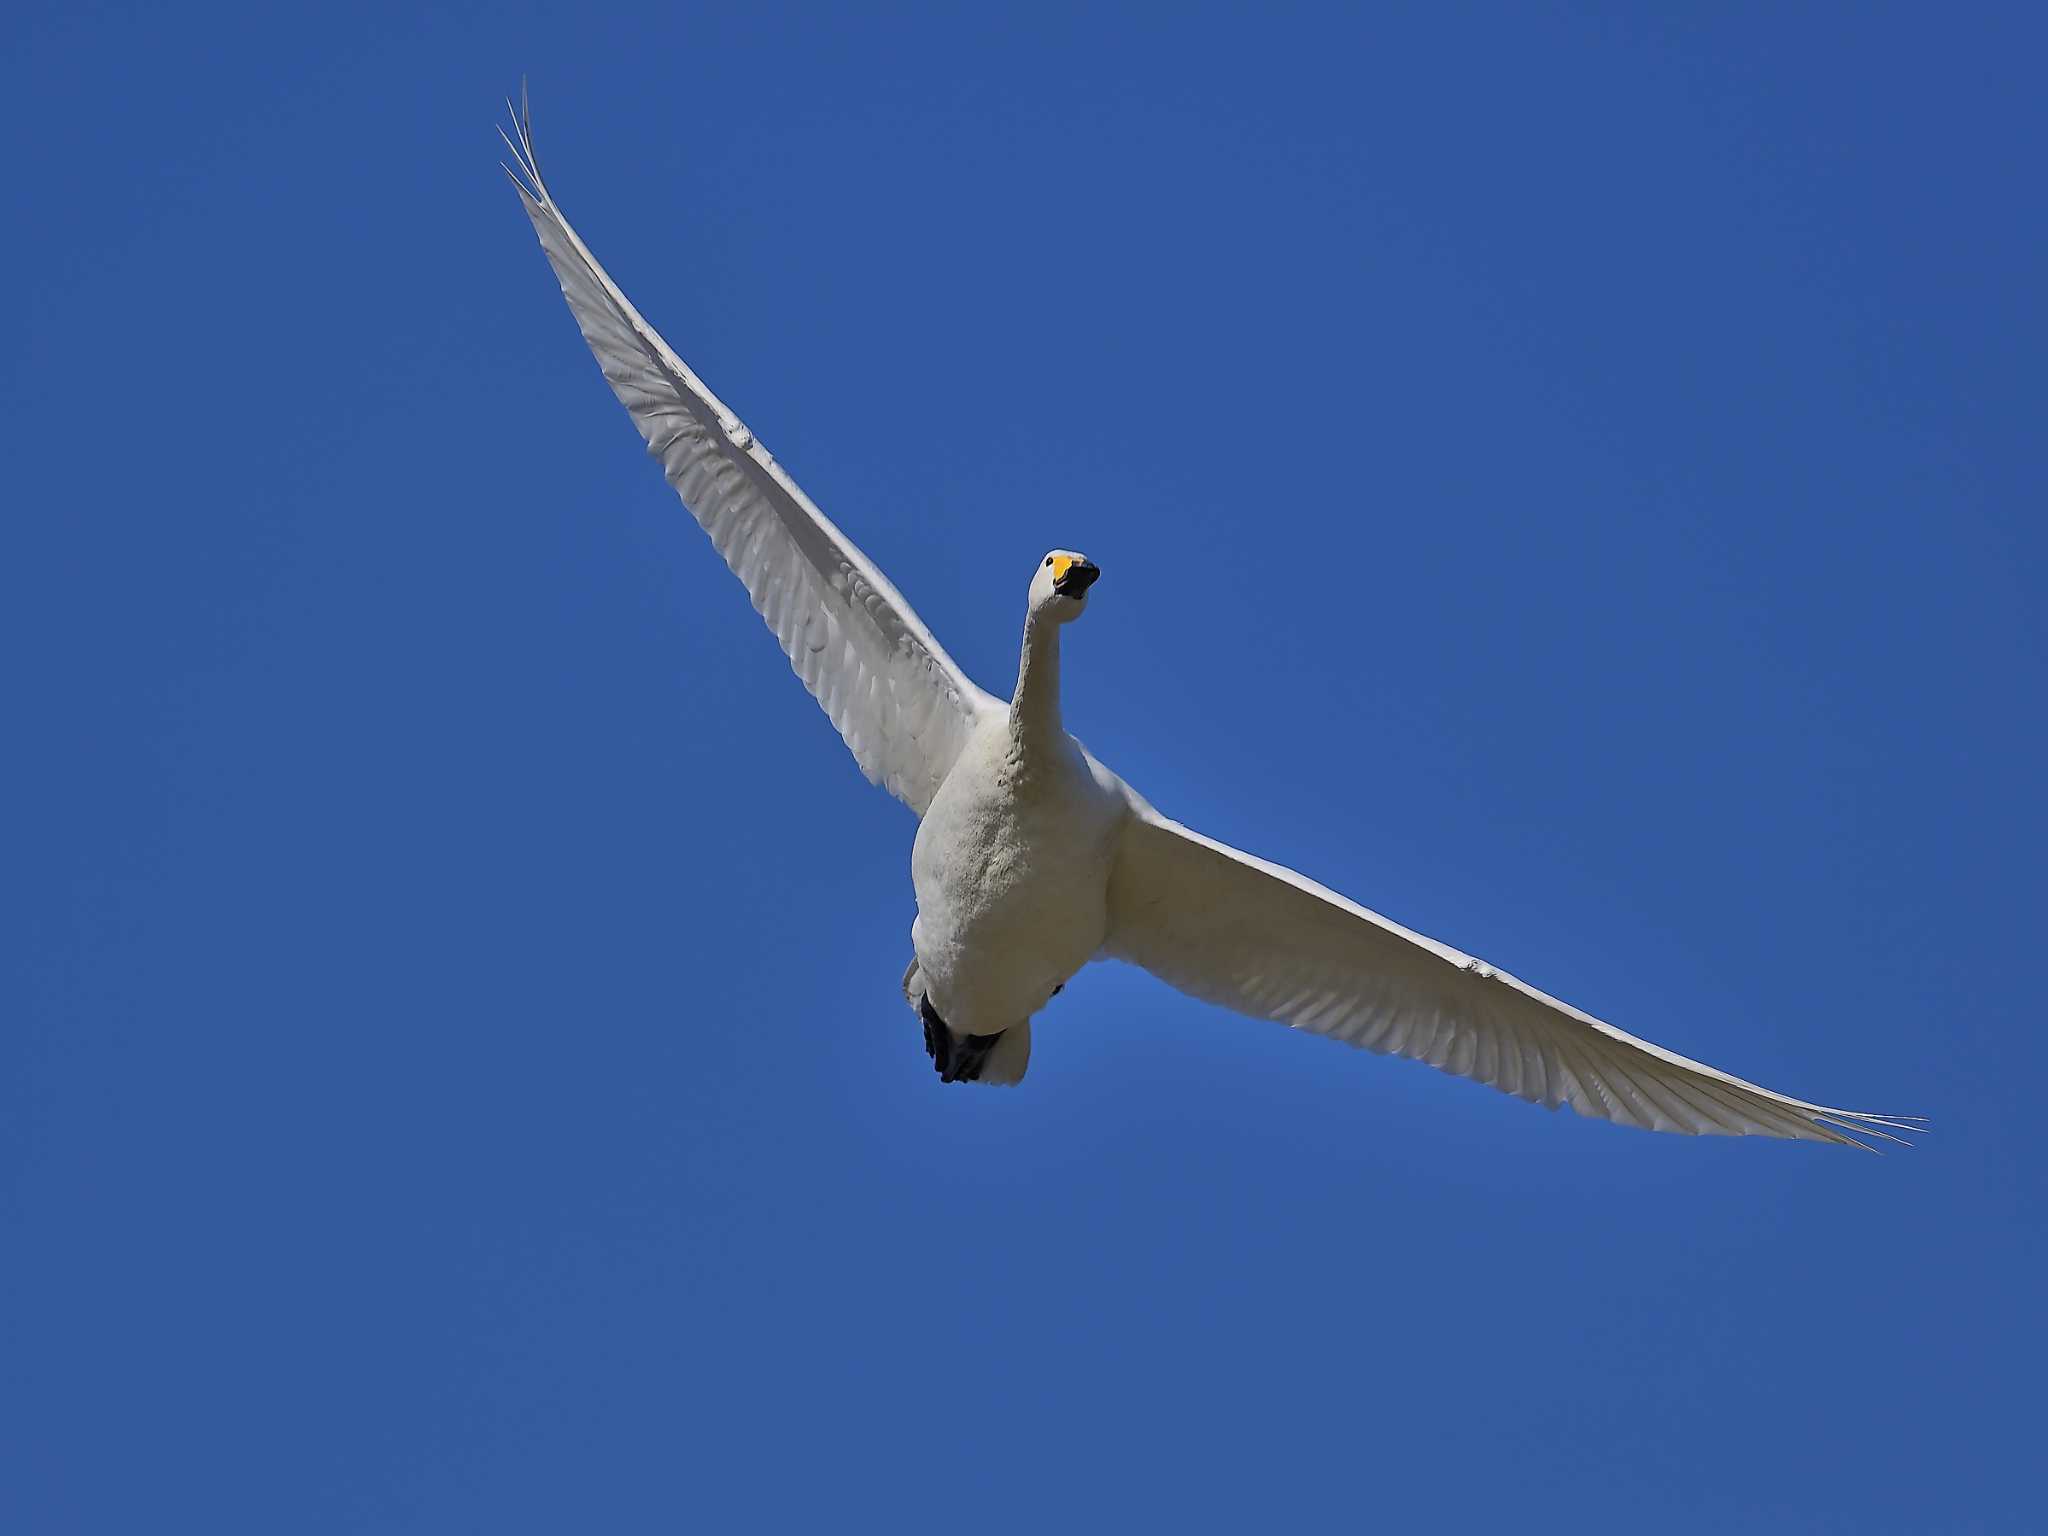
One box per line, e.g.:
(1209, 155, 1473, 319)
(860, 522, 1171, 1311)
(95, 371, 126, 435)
(6, 2, 2042, 1530)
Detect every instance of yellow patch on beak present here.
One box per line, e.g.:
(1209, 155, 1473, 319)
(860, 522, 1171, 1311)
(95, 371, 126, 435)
(1050, 554, 1078, 583)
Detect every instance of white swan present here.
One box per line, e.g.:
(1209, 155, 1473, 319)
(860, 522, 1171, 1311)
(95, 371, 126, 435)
(502, 104, 1920, 1147)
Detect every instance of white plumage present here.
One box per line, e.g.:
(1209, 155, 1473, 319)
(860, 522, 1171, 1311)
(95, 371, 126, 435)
(503, 102, 1920, 1147)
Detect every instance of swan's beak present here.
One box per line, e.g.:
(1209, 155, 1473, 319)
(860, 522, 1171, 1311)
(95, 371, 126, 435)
(1053, 558, 1100, 598)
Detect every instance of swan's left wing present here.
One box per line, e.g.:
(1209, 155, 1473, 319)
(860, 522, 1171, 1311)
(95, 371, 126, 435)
(502, 98, 997, 815)
(1104, 808, 1922, 1149)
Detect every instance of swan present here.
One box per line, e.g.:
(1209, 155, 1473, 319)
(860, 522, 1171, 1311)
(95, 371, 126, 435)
(501, 102, 1919, 1147)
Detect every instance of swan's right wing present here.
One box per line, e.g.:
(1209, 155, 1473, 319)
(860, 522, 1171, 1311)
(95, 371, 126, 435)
(1105, 808, 1923, 1149)
(503, 99, 996, 815)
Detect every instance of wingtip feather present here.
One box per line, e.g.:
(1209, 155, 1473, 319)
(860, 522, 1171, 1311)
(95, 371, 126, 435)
(498, 81, 547, 205)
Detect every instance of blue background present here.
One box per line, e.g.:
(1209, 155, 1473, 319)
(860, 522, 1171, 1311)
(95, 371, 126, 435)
(6, 2, 2042, 1530)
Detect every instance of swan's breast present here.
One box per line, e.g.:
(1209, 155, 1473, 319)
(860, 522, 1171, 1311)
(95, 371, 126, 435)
(909, 726, 1124, 1032)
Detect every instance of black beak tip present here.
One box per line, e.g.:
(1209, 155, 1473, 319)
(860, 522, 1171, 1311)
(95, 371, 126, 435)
(1055, 561, 1101, 597)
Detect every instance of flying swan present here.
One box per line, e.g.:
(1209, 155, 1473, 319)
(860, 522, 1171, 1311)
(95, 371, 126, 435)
(502, 104, 1920, 1148)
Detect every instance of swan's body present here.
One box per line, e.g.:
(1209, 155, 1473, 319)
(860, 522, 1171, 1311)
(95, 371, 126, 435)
(503, 104, 1921, 1147)
(909, 597, 1126, 1079)
(913, 716, 1117, 1035)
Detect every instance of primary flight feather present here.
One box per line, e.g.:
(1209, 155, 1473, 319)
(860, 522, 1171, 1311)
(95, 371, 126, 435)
(502, 100, 1920, 1148)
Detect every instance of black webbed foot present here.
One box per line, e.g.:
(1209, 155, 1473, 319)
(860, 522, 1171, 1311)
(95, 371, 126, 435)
(919, 992, 1002, 1083)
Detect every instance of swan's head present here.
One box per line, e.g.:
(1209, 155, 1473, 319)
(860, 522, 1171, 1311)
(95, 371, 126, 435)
(1029, 550, 1100, 623)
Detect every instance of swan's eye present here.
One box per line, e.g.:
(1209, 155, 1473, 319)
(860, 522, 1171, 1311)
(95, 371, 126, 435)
(1044, 557, 1053, 567)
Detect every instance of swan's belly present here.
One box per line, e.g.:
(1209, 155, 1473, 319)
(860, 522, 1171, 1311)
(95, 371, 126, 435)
(910, 742, 1122, 1033)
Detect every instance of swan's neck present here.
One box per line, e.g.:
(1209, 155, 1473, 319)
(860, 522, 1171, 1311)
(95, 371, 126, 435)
(1010, 614, 1063, 745)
